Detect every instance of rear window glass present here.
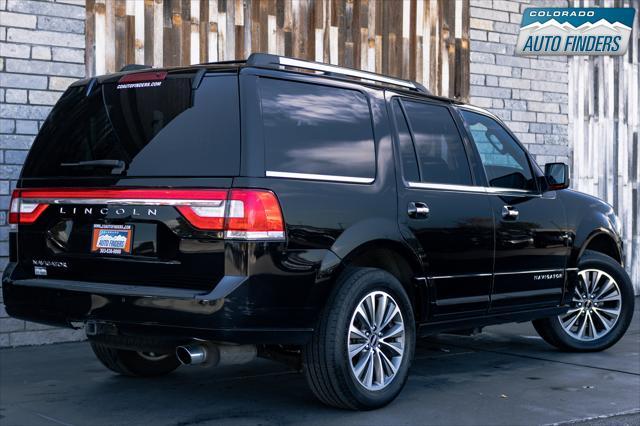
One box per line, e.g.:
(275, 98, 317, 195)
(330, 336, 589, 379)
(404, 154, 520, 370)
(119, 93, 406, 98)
(22, 73, 240, 178)
(259, 78, 376, 180)
(392, 100, 420, 182)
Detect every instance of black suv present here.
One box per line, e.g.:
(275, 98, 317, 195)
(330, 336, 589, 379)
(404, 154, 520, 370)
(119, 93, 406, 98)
(3, 54, 634, 410)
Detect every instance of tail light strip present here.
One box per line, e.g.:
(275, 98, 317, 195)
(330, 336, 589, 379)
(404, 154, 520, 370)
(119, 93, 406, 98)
(9, 188, 285, 241)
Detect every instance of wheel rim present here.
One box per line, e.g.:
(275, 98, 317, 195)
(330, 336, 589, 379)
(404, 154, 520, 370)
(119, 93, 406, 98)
(137, 351, 170, 361)
(558, 269, 622, 341)
(347, 290, 405, 391)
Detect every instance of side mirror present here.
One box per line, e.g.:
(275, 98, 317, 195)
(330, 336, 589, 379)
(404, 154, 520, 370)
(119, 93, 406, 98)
(544, 162, 569, 190)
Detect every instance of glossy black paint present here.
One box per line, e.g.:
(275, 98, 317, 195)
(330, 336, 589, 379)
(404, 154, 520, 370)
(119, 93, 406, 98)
(2, 62, 624, 347)
(488, 191, 569, 310)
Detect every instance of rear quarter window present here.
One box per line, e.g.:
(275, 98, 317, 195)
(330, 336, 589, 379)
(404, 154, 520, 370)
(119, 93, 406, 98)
(258, 78, 376, 181)
(22, 73, 240, 178)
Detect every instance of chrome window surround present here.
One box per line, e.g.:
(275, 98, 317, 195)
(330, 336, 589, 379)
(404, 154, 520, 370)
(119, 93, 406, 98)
(262, 175, 538, 191)
(265, 171, 374, 184)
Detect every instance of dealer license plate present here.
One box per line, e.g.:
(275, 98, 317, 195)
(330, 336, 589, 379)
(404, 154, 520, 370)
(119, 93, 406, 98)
(91, 224, 133, 255)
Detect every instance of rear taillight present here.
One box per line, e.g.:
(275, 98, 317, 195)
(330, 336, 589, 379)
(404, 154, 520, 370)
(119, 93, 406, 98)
(177, 189, 285, 240)
(224, 189, 285, 240)
(9, 190, 49, 225)
(8, 188, 285, 241)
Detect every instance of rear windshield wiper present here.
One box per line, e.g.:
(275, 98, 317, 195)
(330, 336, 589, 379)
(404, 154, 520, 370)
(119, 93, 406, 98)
(60, 159, 126, 174)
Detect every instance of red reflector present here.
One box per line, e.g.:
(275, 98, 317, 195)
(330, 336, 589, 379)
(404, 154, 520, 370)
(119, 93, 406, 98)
(118, 71, 167, 84)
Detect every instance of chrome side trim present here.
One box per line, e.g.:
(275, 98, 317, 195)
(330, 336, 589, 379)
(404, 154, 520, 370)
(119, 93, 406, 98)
(406, 181, 539, 196)
(279, 57, 417, 90)
(265, 170, 374, 184)
(428, 269, 567, 280)
(494, 268, 565, 276)
(428, 272, 492, 280)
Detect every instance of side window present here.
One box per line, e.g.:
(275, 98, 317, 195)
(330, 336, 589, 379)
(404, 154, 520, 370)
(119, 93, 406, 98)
(259, 78, 376, 180)
(392, 100, 420, 182)
(402, 100, 473, 185)
(461, 110, 536, 191)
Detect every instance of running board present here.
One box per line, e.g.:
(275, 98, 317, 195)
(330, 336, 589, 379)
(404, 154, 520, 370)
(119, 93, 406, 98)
(418, 306, 569, 336)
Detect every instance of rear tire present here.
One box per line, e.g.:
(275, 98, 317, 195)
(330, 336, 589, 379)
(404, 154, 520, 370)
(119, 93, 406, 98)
(303, 267, 416, 410)
(532, 250, 634, 352)
(90, 342, 180, 377)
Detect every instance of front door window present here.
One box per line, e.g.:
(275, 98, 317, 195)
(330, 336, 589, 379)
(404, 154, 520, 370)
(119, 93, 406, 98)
(460, 110, 537, 192)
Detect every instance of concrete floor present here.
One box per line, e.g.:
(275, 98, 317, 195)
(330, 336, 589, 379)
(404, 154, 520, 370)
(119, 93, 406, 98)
(1, 302, 638, 426)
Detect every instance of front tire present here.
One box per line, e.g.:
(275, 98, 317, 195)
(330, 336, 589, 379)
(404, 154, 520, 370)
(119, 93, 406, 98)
(90, 342, 181, 377)
(303, 268, 416, 410)
(533, 250, 634, 352)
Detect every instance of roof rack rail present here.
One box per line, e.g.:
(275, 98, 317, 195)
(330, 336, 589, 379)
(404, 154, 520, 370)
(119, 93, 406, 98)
(201, 59, 248, 66)
(246, 53, 430, 95)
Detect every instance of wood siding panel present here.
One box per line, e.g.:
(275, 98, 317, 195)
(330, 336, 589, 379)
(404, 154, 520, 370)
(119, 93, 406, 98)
(569, 0, 640, 291)
(86, 0, 470, 99)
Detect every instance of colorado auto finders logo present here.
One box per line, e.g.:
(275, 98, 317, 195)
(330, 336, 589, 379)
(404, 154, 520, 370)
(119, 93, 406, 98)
(516, 8, 635, 55)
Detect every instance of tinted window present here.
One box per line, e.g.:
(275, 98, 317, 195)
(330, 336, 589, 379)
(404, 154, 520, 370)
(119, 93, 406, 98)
(392, 100, 420, 182)
(461, 110, 536, 191)
(402, 100, 472, 185)
(260, 78, 375, 179)
(22, 74, 240, 177)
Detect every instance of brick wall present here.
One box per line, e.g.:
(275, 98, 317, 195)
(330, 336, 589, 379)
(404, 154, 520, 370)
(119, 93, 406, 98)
(0, 0, 633, 346)
(469, 0, 570, 166)
(0, 0, 86, 347)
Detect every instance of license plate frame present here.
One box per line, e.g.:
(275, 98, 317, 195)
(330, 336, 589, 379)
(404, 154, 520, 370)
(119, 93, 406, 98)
(91, 224, 133, 255)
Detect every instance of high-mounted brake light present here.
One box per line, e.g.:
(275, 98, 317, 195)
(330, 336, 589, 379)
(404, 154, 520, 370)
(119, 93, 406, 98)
(118, 71, 167, 84)
(9, 188, 285, 241)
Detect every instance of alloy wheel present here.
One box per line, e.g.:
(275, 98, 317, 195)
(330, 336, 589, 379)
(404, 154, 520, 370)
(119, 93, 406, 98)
(558, 269, 622, 341)
(347, 291, 405, 391)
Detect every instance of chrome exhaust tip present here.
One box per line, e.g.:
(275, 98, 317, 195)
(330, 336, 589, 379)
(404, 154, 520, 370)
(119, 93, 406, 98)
(176, 344, 208, 365)
(176, 342, 257, 367)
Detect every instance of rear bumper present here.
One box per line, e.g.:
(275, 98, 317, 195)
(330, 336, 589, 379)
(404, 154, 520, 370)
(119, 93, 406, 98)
(7, 275, 247, 301)
(2, 263, 315, 345)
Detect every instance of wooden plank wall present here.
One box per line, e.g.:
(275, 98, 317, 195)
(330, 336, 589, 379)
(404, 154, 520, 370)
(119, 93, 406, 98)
(568, 0, 640, 291)
(85, 0, 470, 100)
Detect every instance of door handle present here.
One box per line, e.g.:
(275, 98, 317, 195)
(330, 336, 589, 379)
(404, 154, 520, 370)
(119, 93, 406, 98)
(501, 205, 519, 220)
(408, 202, 430, 219)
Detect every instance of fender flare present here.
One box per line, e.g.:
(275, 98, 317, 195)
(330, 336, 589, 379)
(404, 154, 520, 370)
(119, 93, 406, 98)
(574, 228, 622, 266)
(571, 209, 622, 268)
(318, 217, 424, 279)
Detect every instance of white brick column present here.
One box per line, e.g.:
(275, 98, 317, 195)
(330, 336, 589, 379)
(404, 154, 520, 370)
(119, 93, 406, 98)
(0, 0, 86, 347)
(469, 0, 570, 166)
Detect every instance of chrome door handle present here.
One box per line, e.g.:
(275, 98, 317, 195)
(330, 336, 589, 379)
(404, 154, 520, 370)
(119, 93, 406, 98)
(501, 205, 519, 220)
(408, 202, 429, 219)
